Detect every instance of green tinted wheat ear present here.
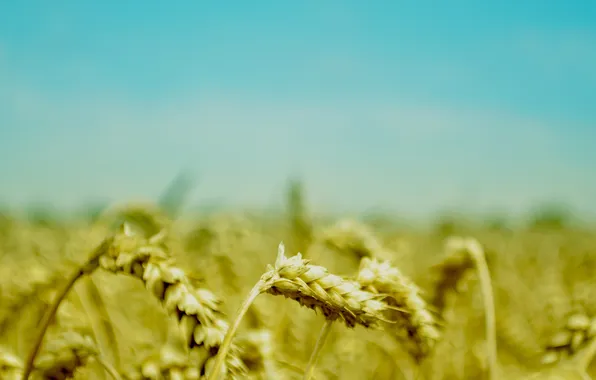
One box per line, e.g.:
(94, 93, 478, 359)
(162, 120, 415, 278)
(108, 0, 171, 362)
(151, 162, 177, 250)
(358, 257, 440, 360)
(433, 236, 498, 380)
(431, 236, 476, 315)
(525, 336, 596, 380)
(208, 243, 391, 380)
(530, 314, 596, 380)
(0, 346, 23, 380)
(126, 341, 201, 380)
(235, 329, 277, 379)
(542, 313, 596, 365)
(99, 226, 247, 379)
(33, 330, 121, 380)
(319, 219, 388, 260)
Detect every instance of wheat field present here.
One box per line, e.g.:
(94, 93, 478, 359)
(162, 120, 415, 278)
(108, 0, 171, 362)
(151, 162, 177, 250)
(1, 182, 595, 380)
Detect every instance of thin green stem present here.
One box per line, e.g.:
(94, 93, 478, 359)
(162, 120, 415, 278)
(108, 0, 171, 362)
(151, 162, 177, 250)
(575, 332, 596, 371)
(207, 280, 266, 380)
(22, 238, 111, 380)
(469, 242, 498, 380)
(303, 319, 333, 380)
(94, 355, 123, 380)
(74, 276, 120, 374)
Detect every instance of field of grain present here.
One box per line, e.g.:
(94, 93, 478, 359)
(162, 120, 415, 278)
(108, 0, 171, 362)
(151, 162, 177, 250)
(1, 182, 595, 380)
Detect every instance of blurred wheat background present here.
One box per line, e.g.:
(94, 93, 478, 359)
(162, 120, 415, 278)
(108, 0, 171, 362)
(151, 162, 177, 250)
(1, 2, 595, 379)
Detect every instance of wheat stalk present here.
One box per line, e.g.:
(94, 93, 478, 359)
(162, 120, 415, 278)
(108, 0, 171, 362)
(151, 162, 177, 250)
(73, 276, 121, 372)
(433, 236, 497, 380)
(302, 320, 333, 380)
(22, 238, 111, 379)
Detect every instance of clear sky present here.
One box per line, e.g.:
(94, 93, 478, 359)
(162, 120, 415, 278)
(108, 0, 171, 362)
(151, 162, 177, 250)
(0, 1, 595, 219)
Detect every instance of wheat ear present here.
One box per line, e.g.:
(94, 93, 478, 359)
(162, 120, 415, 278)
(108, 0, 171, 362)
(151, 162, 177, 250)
(33, 330, 121, 380)
(99, 225, 247, 379)
(319, 219, 386, 260)
(208, 242, 391, 380)
(542, 313, 596, 366)
(235, 329, 277, 379)
(431, 236, 476, 316)
(127, 338, 201, 380)
(357, 257, 440, 360)
(532, 324, 596, 380)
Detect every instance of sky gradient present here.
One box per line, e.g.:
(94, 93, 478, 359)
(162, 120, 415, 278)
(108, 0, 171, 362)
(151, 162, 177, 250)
(1, 1, 595, 220)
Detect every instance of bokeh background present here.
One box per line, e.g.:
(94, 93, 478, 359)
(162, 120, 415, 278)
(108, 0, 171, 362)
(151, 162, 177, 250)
(1, 1, 595, 224)
(3, 4, 596, 379)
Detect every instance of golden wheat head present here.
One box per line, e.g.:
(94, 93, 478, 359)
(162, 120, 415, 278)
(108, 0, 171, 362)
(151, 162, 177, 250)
(358, 257, 440, 359)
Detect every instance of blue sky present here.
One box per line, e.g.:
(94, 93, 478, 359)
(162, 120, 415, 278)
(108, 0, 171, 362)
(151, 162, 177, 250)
(0, 1, 595, 219)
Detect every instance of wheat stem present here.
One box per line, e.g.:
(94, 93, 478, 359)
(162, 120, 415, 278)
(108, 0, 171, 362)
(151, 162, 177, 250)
(74, 276, 120, 372)
(303, 319, 333, 380)
(94, 355, 123, 380)
(468, 240, 498, 380)
(207, 280, 266, 380)
(22, 238, 111, 380)
(574, 332, 596, 371)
